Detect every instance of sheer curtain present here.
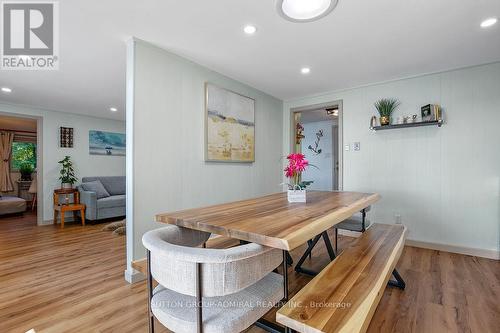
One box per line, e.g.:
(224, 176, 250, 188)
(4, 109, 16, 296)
(0, 132, 14, 192)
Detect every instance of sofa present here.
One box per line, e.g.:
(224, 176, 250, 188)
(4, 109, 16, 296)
(78, 176, 125, 221)
(0, 196, 27, 215)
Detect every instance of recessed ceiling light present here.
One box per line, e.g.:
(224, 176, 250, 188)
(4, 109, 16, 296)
(276, 0, 338, 23)
(301, 67, 311, 74)
(243, 25, 257, 34)
(110, 107, 118, 112)
(1, 87, 12, 93)
(480, 17, 497, 28)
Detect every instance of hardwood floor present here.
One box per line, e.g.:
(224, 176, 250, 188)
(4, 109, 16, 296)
(0, 213, 498, 333)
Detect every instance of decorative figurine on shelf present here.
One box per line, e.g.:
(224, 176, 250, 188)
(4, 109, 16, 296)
(295, 122, 305, 145)
(370, 116, 377, 129)
(374, 98, 400, 126)
(412, 114, 418, 123)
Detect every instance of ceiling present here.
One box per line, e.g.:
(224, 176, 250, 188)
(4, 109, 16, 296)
(0, 115, 37, 132)
(0, 0, 499, 121)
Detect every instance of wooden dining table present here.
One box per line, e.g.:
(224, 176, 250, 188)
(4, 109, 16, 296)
(155, 190, 380, 251)
(153, 190, 380, 333)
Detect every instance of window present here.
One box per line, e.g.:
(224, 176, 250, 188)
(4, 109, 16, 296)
(11, 142, 37, 170)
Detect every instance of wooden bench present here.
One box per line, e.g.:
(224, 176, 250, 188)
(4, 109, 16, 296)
(276, 223, 407, 333)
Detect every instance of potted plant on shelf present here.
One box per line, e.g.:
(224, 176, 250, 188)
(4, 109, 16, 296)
(375, 98, 400, 126)
(284, 153, 314, 203)
(19, 162, 34, 181)
(58, 156, 77, 189)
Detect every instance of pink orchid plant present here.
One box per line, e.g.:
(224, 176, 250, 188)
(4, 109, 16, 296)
(284, 153, 314, 190)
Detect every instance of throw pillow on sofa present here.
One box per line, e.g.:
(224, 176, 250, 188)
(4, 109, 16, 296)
(81, 180, 111, 199)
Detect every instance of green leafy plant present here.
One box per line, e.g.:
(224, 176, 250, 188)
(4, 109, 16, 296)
(58, 156, 77, 185)
(11, 142, 36, 170)
(374, 98, 400, 118)
(19, 162, 34, 180)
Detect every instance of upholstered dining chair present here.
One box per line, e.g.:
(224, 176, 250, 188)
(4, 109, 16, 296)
(142, 225, 284, 333)
(334, 206, 371, 252)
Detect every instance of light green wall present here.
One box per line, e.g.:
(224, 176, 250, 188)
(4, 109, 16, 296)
(284, 62, 500, 257)
(0, 103, 126, 223)
(127, 39, 284, 276)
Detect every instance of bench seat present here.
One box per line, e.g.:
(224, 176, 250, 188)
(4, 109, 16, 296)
(277, 223, 406, 333)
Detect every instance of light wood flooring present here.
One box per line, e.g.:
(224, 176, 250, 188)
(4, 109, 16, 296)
(0, 213, 498, 333)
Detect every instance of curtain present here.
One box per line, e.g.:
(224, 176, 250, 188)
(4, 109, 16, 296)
(0, 131, 14, 192)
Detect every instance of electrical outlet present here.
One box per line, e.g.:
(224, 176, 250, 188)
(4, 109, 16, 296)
(394, 214, 402, 224)
(354, 142, 360, 151)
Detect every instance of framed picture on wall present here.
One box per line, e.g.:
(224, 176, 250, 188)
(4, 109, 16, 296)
(60, 127, 74, 148)
(89, 130, 126, 156)
(205, 83, 255, 162)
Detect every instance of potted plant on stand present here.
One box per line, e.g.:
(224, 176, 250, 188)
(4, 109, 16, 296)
(284, 153, 314, 203)
(375, 98, 400, 126)
(19, 162, 34, 181)
(58, 156, 77, 189)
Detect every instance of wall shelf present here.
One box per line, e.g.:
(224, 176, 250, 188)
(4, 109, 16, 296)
(371, 119, 443, 131)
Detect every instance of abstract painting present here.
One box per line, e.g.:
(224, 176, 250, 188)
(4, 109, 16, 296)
(205, 83, 255, 162)
(89, 130, 126, 156)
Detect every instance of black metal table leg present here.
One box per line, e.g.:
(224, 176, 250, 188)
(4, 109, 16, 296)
(294, 231, 336, 276)
(146, 250, 155, 333)
(256, 250, 290, 333)
(388, 269, 406, 289)
(322, 232, 336, 260)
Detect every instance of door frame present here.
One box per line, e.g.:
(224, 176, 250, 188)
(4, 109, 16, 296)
(0, 111, 43, 225)
(289, 100, 343, 190)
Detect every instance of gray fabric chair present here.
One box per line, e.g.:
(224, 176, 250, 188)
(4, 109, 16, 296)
(142, 225, 284, 333)
(78, 176, 125, 220)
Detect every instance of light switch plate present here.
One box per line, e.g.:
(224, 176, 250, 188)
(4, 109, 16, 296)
(354, 142, 360, 151)
(344, 144, 350, 151)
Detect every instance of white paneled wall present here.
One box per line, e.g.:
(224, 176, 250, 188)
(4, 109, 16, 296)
(0, 103, 126, 223)
(127, 39, 284, 279)
(284, 63, 500, 257)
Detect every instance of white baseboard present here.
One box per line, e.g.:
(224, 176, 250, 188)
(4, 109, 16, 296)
(405, 239, 499, 260)
(124, 268, 145, 284)
(336, 224, 499, 260)
(40, 219, 53, 225)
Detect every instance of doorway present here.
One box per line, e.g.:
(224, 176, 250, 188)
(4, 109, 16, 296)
(290, 101, 343, 191)
(0, 113, 42, 226)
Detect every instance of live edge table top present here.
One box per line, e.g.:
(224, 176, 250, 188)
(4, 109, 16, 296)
(155, 191, 380, 251)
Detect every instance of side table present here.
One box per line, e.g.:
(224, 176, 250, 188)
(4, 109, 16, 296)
(53, 188, 85, 228)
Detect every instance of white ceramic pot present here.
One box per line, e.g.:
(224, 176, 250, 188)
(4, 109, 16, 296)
(287, 189, 306, 203)
(61, 183, 73, 189)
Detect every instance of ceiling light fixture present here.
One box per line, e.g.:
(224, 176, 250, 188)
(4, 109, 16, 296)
(480, 17, 497, 28)
(301, 67, 311, 74)
(1, 87, 12, 93)
(326, 107, 338, 116)
(276, 0, 338, 23)
(110, 107, 118, 112)
(243, 25, 257, 34)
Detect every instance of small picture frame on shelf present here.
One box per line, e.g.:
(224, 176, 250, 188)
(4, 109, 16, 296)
(60, 127, 74, 148)
(421, 104, 432, 121)
(421, 104, 442, 121)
